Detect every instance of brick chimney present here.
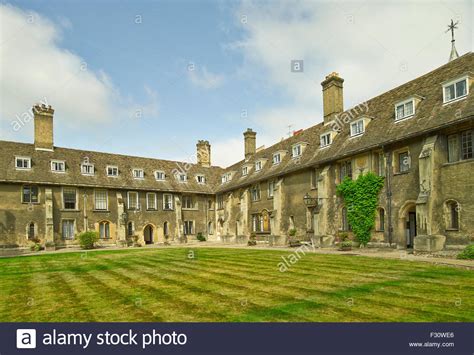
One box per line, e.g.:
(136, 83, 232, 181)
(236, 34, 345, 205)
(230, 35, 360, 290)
(196, 140, 211, 167)
(243, 128, 256, 160)
(33, 103, 54, 151)
(321, 72, 344, 125)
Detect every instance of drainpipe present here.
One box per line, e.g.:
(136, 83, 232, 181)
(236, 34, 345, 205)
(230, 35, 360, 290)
(385, 149, 393, 245)
(83, 192, 88, 232)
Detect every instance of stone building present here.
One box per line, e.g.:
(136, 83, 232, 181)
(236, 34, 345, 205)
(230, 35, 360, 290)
(0, 52, 473, 252)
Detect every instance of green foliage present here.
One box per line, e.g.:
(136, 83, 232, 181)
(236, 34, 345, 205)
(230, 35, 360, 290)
(457, 244, 474, 260)
(79, 231, 99, 250)
(196, 232, 206, 242)
(288, 228, 297, 237)
(336, 172, 384, 246)
(340, 240, 353, 248)
(30, 243, 42, 252)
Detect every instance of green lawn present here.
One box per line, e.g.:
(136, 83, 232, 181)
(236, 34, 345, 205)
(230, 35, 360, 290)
(0, 247, 473, 322)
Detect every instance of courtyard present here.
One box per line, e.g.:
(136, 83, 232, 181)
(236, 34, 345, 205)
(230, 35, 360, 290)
(0, 247, 472, 322)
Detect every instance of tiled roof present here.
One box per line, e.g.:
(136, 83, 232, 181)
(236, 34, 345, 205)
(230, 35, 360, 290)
(0, 142, 224, 194)
(216, 52, 474, 193)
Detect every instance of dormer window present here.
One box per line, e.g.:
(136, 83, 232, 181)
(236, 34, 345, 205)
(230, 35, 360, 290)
(15, 156, 31, 170)
(107, 165, 118, 177)
(222, 172, 232, 183)
(273, 153, 281, 165)
(395, 99, 415, 121)
(292, 144, 302, 158)
(155, 170, 165, 181)
(177, 173, 187, 182)
(443, 76, 468, 103)
(350, 119, 365, 137)
(320, 133, 332, 147)
(196, 174, 206, 184)
(132, 168, 144, 179)
(51, 160, 65, 173)
(81, 163, 94, 176)
(255, 161, 262, 171)
(242, 166, 248, 176)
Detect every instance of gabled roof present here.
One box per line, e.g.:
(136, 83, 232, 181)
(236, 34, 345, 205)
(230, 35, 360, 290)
(216, 52, 474, 193)
(0, 142, 224, 194)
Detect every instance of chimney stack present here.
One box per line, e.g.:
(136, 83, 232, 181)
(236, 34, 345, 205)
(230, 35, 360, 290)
(196, 140, 211, 167)
(33, 103, 54, 151)
(244, 128, 256, 160)
(321, 72, 344, 125)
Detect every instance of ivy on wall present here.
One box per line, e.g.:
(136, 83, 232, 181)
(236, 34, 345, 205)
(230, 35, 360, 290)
(336, 172, 385, 246)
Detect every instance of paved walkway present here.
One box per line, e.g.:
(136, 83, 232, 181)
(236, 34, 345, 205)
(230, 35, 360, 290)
(1, 241, 473, 269)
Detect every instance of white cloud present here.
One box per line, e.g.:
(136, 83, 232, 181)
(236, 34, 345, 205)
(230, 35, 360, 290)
(217, 0, 472, 158)
(0, 4, 158, 142)
(188, 65, 225, 89)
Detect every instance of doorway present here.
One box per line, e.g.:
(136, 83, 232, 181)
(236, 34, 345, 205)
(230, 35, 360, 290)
(144, 224, 154, 244)
(406, 211, 416, 248)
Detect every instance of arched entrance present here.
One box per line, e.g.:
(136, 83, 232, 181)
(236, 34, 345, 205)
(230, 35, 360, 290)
(261, 210, 270, 233)
(144, 224, 154, 244)
(398, 201, 417, 248)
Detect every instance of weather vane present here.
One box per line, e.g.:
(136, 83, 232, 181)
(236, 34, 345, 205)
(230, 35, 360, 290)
(446, 19, 459, 61)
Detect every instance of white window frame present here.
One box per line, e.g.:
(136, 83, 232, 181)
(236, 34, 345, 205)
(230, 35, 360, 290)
(255, 161, 262, 171)
(127, 191, 139, 210)
(163, 193, 174, 210)
(81, 163, 95, 176)
(106, 165, 118, 177)
(292, 144, 302, 158)
(132, 168, 144, 179)
(268, 180, 275, 198)
(196, 174, 206, 184)
(51, 160, 66, 173)
(273, 153, 281, 165)
(350, 119, 365, 137)
(94, 189, 108, 210)
(183, 220, 194, 235)
(62, 187, 77, 210)
(15, 156, 31, 170)
(242, 166, 248, 176)
(320, 133, 331, 148)
(146, 192, 157, 210)
(443, 76, 469, 104)
(394, 99, 415, 121)
(222, 172, 231, 183)
(61, 219, 75, 240)
(177, 173, 187, 182)
(182, 195, 195, 209)
(154, 170, 165, 181)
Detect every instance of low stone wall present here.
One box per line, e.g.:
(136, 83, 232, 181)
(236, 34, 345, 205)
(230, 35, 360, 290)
(414, 234, 446, 252)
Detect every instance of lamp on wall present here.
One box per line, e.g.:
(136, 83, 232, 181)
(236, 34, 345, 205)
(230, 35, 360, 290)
(303, 193, 318, 207)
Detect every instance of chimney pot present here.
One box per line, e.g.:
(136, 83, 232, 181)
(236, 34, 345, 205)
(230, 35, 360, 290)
(243, 128, 257, 160)
(321, 72, 344, 125)
(33, 103, 54, 151)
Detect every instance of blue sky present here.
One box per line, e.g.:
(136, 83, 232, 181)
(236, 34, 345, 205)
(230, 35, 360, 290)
(0, 0, 472, 166)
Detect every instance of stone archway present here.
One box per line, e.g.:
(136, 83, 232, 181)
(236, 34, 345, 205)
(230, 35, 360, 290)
(398, 201, 417, 248)
(143, 224, 154, 245)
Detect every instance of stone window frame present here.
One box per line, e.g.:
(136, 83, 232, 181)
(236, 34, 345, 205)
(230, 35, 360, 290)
(98, 220, 111, 239)
(267, 180, 275, 199)
(393, 147, 411, 174)
(25, 222, 38, 240)
(444, 200, 460, 231)
(207, 221, 214, 235)
(94, 189, 108, 211)
(182, 195, 196, 210)
(62, 186, 78, 210)
(163, 193, 174, 211)
(447, 129, 473, 163)
(216, 194, 224, 210)
(21, 185, 40, 204)
(146, 192, 157, 210)
(61, 218, 76, 240)
(251, 184, 261, 202)
(15, 156, 32, 170)
(183, 220, 194, 235)
(376, 207, 385, 232)
(127, 221, 135, 236)
(127, 191, 140, 210)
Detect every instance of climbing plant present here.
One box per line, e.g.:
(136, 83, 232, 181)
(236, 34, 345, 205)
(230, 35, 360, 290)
(336, 172, 384, 246)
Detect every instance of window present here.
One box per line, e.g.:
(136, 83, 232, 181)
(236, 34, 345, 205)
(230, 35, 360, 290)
(127, 221, 134, 236)
(377, 208, 385, 231)
(107, 165, 118, 177)
(376, 152, 385, 177)
(267, 180, 275, 198)
(99, 221, 110, 239)
(177, 173, 187, 182)
(339, 160, 352, 181)
(183, 221, 194, 235)
(292, 144, 302, 158)
(395, 99, 415, 120)
(27, 222, 36, 240)
(252, 214, 262, 232)
(398, 151, 410, 173)
(341, 207, 351, 231)
(443, 77, 468, 103)
(163, 193, 173, 210)
(51, 160, 65, 172)
(217, 194, 224, 209)
(127, 191, 139, 210)
(22, 185, 39, 203)
(251, 184, 261, 201)
(94, 190, 108, 210)
(255, 161, 262, 171)
(182, 195, 194, 209)
(132, 169, 144, 179)
(163, 221, 169, 236)
(447, 130, 473, 162)
(242, 166, 248, 176)
(208, 221, 213, 235)
(310, 168, 319, 189)
(350, 119, 364, 137)
(146, 192, 157, 210)
(196, 175, 205, 184)
(81, 163, 94, 175)
(15, 156, 31, 170)
(320, 133, 331, 147)
(222, 172, 231, 183)
(62, 220, 75, 240)
(155, 171, 165, 180)
(63, 188, 77, 210)
(273, 153, 281, 165)
(447, 201, 459, 230)
(208, 199, 213, 209)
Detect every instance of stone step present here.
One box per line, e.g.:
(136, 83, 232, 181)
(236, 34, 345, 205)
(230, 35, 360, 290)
(445, 244, 469, 251)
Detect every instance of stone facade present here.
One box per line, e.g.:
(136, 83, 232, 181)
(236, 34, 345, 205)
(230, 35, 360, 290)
(1, 53, 473, 251)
